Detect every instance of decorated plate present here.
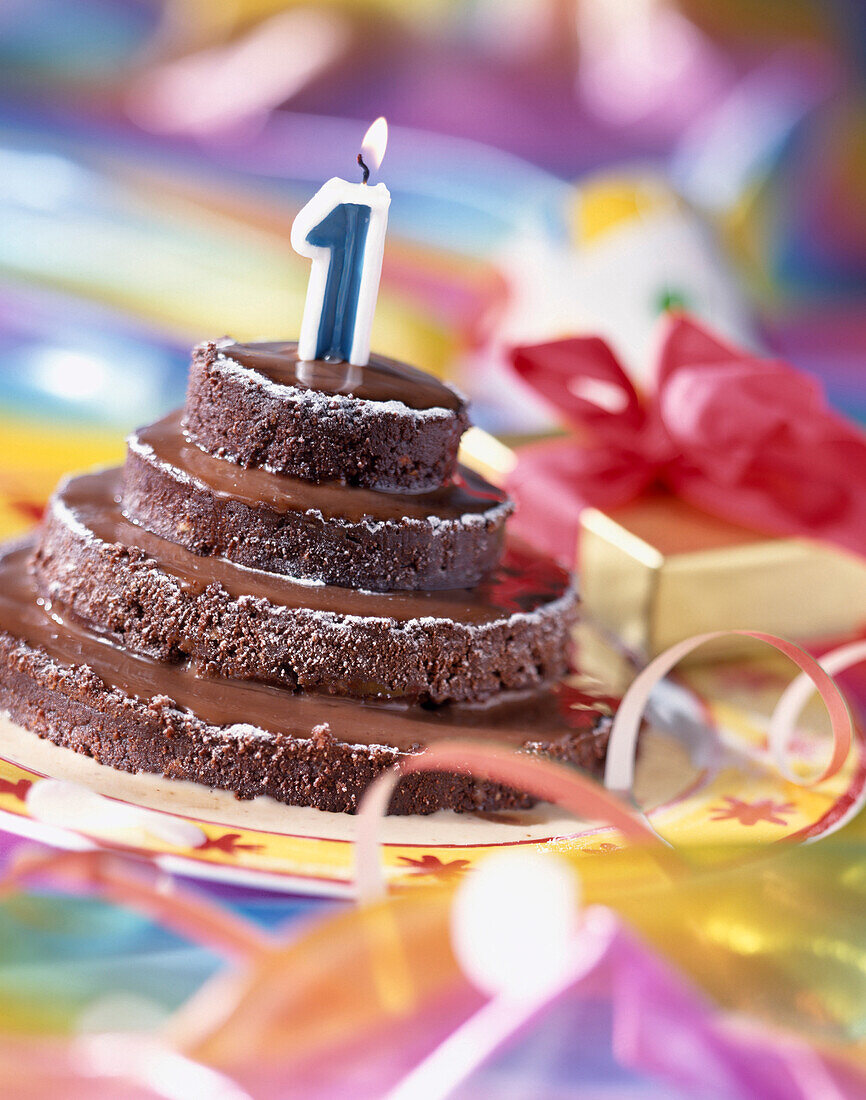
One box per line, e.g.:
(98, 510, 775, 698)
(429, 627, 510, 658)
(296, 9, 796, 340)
(0, 641, 862, 897)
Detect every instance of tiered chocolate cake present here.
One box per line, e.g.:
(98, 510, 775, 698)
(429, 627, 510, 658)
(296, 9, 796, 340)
(0, 340, 611, 814)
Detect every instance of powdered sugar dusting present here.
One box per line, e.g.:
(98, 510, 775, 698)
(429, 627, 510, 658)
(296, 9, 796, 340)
(216, 351, 464, 422)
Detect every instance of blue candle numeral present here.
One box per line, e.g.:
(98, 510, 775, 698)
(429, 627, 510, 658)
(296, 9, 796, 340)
(306, 202, 371, 362)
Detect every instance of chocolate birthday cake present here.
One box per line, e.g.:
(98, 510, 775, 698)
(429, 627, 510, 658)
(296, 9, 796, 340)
(0, 341, 611, 814)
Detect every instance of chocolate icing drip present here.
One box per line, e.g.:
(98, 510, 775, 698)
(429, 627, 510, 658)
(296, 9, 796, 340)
(122, 411, 511, 591)
(1, 542, 597, 752)
(130, 411, 506, 524)
(218, 341, 462, 412)
(60, 470, 570, 625)
(34, 470, 576, 703)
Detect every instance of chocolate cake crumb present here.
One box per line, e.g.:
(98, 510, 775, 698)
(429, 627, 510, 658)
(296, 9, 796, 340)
(184, 340, 469, 491)
(0, 337, 614, 815)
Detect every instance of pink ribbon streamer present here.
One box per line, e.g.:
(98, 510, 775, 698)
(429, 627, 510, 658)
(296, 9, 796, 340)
(771, 639, 866, 784)
(354, 744, 665, 903)
(355, 630, 854, 899)
(509, 315, 866, 562)
(604, 630, 853, 809)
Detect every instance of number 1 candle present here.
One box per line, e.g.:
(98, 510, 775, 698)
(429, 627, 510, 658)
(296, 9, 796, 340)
(292, 117, 390, 367)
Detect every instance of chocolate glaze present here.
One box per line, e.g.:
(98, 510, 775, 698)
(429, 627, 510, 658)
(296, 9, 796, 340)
(35, 470, 576, 702)
(218, 341, 462, 412)
(129, 412, 505, 525)
(61, 470, 570, 626)
(183, 341, 469, 494)
(123, 435, 508, 592)
(0, 328, 607, 812)
(0, 541, 599, 752)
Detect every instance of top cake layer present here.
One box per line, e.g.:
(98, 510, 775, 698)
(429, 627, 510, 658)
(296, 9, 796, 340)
(183, 340, 469, 491)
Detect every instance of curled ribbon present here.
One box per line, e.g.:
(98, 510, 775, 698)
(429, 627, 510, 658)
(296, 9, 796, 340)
(604, 630, 853, 804)
(509, 315, 866, 564)
(772, 640, 866, 771)
(355, 745, 665, 903)
(355, 630, 855, 900)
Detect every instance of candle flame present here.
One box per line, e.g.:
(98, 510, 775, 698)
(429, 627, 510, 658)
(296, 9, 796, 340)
(360, 117, 388, 176)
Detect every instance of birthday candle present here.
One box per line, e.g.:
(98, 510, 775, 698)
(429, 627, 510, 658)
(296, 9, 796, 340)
(292, 117, 390, 367)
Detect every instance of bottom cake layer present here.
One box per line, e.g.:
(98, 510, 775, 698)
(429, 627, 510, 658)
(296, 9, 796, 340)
(0, 540, 612, 814)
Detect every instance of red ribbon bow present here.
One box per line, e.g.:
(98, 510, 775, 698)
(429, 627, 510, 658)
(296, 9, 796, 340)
(508, 315, 866, 565)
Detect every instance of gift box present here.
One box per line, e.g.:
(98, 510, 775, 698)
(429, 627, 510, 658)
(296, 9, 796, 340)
(580, 492, 866, 661)
(503, 315, 866, 661)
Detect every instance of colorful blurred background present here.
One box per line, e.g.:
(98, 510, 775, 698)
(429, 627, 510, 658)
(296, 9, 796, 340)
(2, 1, 866, 1095)
(3, 0, 866, 542)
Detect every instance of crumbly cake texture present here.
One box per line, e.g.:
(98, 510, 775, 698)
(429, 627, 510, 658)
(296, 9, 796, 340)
(0, 627, 610, 814)
(35, 486, 577, 703)
(0, 339, 612, 815)
(183, 340, 469, 491)
(123, 434, 512, 592)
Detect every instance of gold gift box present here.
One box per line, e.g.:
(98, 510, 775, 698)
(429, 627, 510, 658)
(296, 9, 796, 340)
(459, 428, 866, 662)
(579, 492, 866, 661)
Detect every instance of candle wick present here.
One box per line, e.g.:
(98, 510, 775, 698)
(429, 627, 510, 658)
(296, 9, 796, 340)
(357, 152, 370, 185)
